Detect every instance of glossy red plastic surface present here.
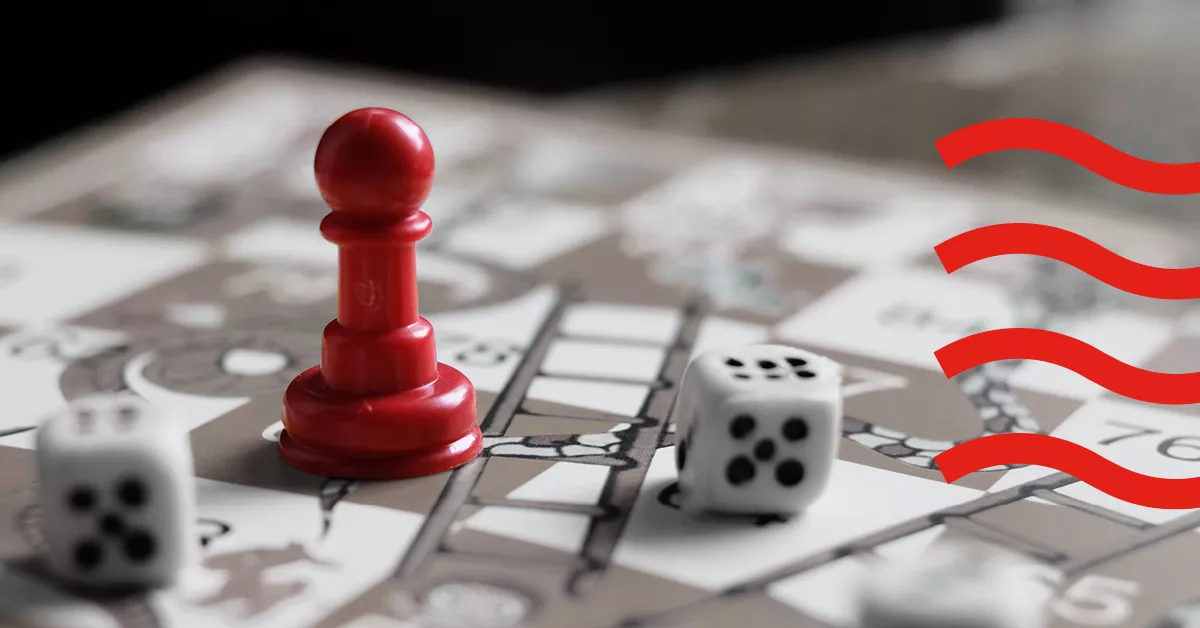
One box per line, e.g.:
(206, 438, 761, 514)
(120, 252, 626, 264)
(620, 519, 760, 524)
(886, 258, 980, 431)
(280, 108, 480, 480)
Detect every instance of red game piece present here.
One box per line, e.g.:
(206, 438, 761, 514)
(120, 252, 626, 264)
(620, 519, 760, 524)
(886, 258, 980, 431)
(279, 107, 481, 480)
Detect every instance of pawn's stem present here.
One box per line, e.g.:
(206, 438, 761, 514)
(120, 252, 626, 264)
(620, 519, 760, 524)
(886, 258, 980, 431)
(336, 239, 420, 329)
(318, 211, 438, 395)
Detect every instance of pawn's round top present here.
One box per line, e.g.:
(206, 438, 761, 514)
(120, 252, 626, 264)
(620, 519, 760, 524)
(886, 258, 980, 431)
(314, 108, 435, 216)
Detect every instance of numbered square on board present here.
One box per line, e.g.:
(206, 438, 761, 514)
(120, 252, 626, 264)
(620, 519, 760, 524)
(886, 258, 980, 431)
(989, 398, 1200, 524)
(775, 267, 1015, 372)
(672, 344, 842, 516)
(35, 394, 197, 591)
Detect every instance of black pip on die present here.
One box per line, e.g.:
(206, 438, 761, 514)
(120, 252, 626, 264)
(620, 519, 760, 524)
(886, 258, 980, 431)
(671, 344, 843, 516)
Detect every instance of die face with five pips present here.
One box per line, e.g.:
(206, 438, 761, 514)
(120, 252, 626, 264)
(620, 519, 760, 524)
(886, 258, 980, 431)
(36, 394, 196, 590)
(672, 344, 842, 516)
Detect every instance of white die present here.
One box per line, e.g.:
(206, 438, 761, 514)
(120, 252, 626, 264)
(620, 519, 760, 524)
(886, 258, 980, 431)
(671, 344, 842, 515)
(35, 394, 197, 590)
(857, 543, 1048, 628)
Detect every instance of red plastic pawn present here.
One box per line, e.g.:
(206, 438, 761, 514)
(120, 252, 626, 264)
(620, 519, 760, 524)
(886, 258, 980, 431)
(280, 108, 481, 480)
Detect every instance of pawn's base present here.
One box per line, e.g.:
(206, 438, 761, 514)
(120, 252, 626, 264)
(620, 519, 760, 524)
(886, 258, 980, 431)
(278, 428, 481, 480)
(280, 363, 481, 480)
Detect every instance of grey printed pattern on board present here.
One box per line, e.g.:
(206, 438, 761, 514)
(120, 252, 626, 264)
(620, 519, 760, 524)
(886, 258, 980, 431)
(0, 59, 1197, 628)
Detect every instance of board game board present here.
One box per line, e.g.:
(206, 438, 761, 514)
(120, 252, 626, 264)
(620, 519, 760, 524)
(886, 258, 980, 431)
(4, 57, 1200, 628)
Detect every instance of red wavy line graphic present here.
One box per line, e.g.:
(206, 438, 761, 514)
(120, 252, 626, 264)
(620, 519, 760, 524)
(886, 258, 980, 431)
(936, 328, 1200, 405)
(936, 223, 1200, 299)
(936, 433, 1200, 509)
(935, 118, 1200, 194)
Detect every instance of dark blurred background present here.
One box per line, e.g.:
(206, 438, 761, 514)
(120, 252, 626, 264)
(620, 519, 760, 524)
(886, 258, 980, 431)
(1, 1, 1002, 160)
(5, 0, 1200, 223)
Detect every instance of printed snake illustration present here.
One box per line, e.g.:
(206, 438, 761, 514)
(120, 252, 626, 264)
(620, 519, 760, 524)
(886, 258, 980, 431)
(840, 259, 1113, 472)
